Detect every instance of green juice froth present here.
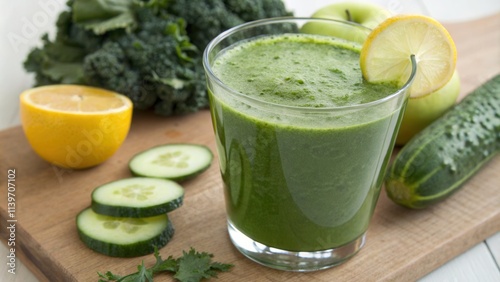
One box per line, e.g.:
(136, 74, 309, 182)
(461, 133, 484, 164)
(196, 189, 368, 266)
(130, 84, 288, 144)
(209, 34, 403, 251)
(213, 34, 398, 108)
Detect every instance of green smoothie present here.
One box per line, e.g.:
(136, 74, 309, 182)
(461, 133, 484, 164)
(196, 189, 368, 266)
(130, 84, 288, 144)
(209, 33, 403, 251)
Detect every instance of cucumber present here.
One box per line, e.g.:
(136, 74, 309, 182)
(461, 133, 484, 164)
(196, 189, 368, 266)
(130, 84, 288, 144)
(77, 208, 174, 257)
(91, 177, 184, 218)
(385, 74, 500, 209)
(129, 144, 213, 181)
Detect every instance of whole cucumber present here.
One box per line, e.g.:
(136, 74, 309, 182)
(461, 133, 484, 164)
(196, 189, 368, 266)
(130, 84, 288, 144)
(385, 74, 500, 209)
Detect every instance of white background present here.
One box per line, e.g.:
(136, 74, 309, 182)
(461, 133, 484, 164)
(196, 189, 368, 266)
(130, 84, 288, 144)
(1, 0, 499, 281)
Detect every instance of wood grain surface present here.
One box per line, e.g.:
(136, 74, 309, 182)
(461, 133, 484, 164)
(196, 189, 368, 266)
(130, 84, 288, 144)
(1, 14, 499, 282)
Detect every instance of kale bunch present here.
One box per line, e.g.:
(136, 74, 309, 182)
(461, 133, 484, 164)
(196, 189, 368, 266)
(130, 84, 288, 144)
(169, 0, 292, 50)
(23, 0, 292, 116)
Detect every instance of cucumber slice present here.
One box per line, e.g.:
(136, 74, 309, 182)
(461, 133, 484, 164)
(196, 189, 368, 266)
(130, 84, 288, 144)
(129, 144, 213, 181)
(77, 208, 174, 257)
(92, 177, 184, 218)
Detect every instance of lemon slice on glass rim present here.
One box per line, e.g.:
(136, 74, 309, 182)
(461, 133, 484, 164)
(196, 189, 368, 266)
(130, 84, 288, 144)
(360, 14, 457, 98)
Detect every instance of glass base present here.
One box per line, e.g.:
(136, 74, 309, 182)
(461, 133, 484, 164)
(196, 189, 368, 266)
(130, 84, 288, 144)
(227, 221, 366, 272)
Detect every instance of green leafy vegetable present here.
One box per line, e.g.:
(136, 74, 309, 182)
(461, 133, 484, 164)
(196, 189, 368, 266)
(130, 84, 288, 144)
(72, 0, 136, 34)
(98, 247, 233, 282)
(23, 0, 292, 116)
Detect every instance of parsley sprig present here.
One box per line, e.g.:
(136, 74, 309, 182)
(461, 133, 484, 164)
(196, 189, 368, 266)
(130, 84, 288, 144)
(98, 247, 233, 282)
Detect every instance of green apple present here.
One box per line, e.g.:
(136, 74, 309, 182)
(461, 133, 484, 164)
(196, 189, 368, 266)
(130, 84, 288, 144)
(301, 2, 392, 43)
(396, 70, 461, 145)
(310, 2, 392, 29)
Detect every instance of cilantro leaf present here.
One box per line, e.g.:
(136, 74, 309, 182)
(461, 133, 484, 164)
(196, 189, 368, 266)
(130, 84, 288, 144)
(98, 247, 233, 282)
(174, 248, 214, 282)
(135, 262, 154, 282)
(98, 271, 123, 282)
(208, 262, 233, 272)
(151, 247, 178, 273)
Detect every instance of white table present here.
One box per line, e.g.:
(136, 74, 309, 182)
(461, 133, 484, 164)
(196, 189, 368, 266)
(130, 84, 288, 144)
(1, 0, 499, 281)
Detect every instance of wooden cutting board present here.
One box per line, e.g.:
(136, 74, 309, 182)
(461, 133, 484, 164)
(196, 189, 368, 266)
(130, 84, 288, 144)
(1, 15, 499, 282)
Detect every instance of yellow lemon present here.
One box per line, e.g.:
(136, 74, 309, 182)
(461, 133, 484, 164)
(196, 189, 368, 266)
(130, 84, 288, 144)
(360, 14, 457, 97)
(360, 14, 458, 144)
(20, 85, 133, 169)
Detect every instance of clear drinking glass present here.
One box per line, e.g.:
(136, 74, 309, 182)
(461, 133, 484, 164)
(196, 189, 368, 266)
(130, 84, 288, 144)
(203, 17, 416, 272)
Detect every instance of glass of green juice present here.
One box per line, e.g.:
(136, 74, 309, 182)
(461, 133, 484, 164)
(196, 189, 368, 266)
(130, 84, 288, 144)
(203, 18, 416, 271)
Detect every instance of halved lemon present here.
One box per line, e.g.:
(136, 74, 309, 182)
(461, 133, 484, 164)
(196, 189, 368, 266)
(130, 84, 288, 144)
(360, 14, 457, 97)
(20, 85, 133, 169)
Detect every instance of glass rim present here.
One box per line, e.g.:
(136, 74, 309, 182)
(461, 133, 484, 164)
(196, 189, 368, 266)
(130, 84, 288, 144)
(202, 17, 417, 113)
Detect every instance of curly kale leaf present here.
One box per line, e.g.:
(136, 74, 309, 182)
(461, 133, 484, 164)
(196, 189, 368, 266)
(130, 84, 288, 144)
(23, 0, 293, 116)
(82, 6, 204, 114)
(168, 0, 292, 50)
(23, 39, 85, 85)
(72, 0, 136, 35)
